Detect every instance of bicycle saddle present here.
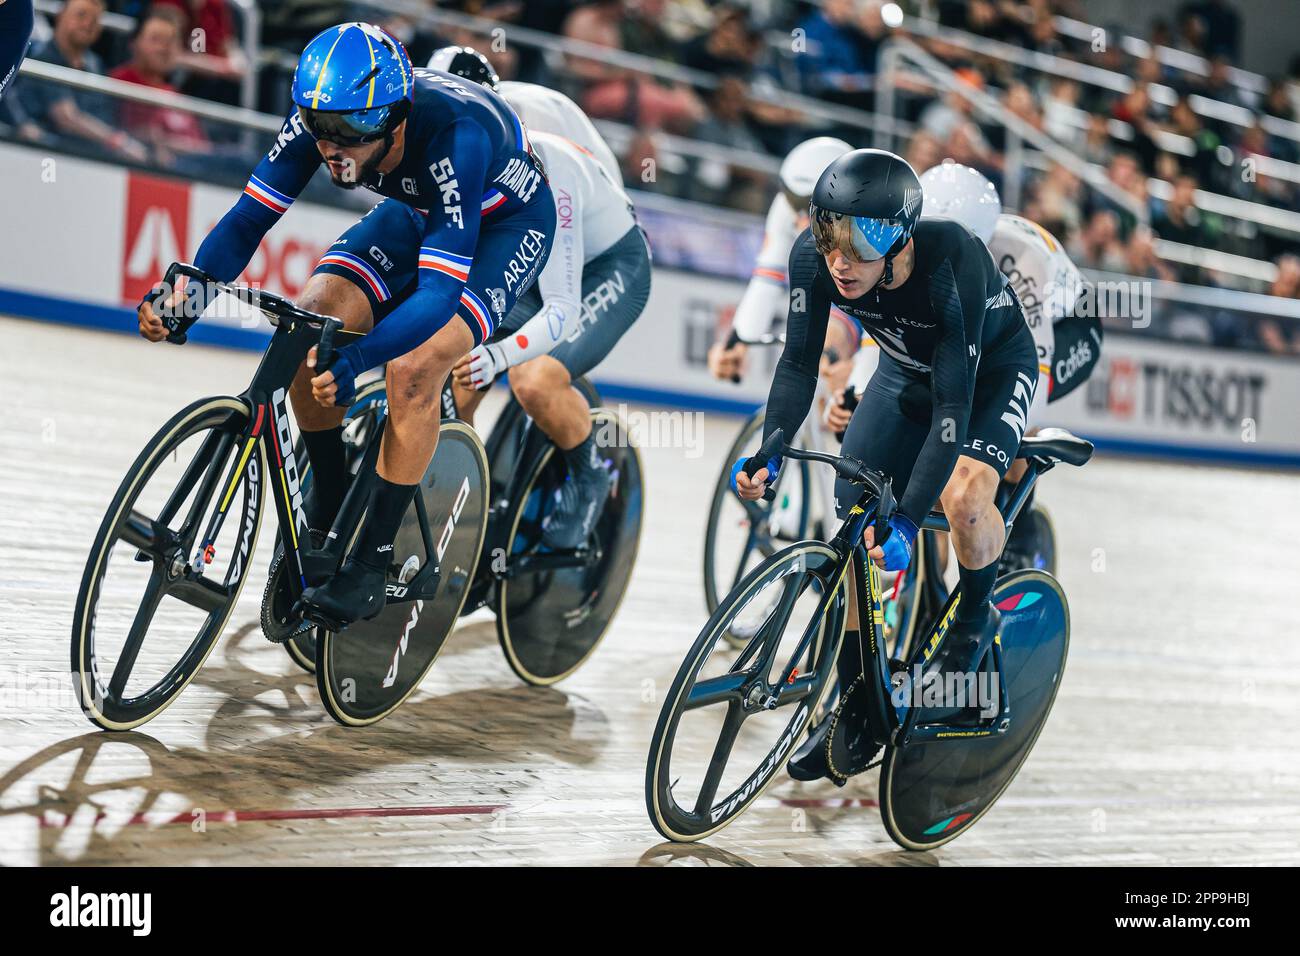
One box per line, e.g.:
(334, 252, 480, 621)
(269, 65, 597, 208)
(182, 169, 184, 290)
(1017, 428, 1094, 467)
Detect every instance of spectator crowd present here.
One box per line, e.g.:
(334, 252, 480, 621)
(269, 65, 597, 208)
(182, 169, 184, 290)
(3, 0, 1300, 351)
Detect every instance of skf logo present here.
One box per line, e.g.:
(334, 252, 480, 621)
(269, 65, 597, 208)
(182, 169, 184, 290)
(272, 389, 309, 538)
(268, 112, 306, 162)
(430, 158, 464, 228)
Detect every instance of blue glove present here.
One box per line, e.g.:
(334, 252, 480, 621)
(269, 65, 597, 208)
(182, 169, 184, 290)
(876, 513, 919, 572)
(729, 455, 780, 494)
(322, 344, 361, 408)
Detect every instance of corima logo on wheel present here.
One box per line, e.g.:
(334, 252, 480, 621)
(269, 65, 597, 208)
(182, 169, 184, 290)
(437, 476, 472, 561)
(382, 600, 424, 689)
(226, 455, 260, 587)
(709, 702, 808, 824)
(381, 475, 472, 689)
(272, 389, 309, 538)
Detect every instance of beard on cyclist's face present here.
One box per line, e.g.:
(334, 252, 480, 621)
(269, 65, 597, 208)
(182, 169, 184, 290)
(823, 248, 886, 298)
(317, 139, 388, 189)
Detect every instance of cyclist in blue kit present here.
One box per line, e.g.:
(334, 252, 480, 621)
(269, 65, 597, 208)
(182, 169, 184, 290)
(136, 22, 555, 628)
(0, 0, 34, 101)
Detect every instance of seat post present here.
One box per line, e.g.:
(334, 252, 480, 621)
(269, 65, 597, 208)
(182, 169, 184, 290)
(1001, 458, 1050, 532)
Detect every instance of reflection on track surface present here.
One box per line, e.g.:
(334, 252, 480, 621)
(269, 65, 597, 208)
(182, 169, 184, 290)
(2, 317, 1299, 865)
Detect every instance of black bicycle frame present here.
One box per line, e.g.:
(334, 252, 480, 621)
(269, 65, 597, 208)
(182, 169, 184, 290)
(853, 456, 1053, 749)
(756, 440, 1053, 750)
(154, 262, 448, 612)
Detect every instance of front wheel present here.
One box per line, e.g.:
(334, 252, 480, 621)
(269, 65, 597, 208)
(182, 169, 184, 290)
(72, 396, 263, 730)
(646, 542, 847, 842)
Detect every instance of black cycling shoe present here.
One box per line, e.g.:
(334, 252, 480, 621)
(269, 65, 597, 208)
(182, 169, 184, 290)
(788, 711, 841, 784)
(926, 605, 1001, 684)
(297, 557, 388, 631)
(541, 460, 614, 550)
(788, 677, 881, 784)
(261, 529, 326, 644)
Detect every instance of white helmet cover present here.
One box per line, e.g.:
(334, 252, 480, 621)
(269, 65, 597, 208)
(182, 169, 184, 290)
(780, 136, 852, 201)
(919, 161, 1002, 243)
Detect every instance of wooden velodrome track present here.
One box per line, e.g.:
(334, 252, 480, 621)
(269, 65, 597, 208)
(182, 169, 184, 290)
(1, 316, 1298, 866)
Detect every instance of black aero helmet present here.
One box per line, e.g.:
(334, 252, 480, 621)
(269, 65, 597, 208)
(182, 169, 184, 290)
(427, 46, 499, 90)
(810, 148, 922, 284)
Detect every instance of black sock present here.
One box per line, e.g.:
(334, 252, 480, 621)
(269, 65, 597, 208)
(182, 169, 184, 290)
(957, 559, 999, 623)
(563, 430, 598, 476)
(353, 475, 418, 572)
(301, 426, 347, 530)
(836, 629, 863, 689)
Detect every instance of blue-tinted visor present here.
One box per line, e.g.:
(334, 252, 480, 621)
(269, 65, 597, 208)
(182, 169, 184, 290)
(811, 207, 906, 262)
(298, 103, 397, 145)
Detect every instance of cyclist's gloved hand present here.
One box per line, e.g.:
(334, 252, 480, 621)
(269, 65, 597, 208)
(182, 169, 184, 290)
(465, 342, 507, 390)
(729, 454, 780, 496)
(874, 513, 919, 572)
(316, 343, 360, 408)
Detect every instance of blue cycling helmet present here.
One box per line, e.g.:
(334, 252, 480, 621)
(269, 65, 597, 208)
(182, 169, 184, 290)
(292, 22, 414, 146)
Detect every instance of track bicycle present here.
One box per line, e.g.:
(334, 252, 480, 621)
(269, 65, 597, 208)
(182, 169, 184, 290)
(646, 425, 1092, 850)
(280, 362, 645, 687)
(72, 262, 489, 729)
(703, 333, 934, 657)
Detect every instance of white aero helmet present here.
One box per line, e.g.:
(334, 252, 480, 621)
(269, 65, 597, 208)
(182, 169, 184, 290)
(780, 136, 852, 206)
(919, 161, 1002, 243)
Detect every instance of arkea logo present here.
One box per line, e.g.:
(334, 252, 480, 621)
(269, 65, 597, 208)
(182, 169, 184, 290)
(50, 886, 152, 936)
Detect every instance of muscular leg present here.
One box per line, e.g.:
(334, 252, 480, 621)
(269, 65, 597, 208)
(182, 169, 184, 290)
(380, 318, 475, 483)
(939, 455, 1004, 618)
(288, 274, 375, 529)
(289, 274, 374, 431)
(300, 316, 474, 624)
(509, 355, 591, 450)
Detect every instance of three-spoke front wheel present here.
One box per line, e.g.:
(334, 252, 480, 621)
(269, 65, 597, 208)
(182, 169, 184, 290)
(72, 397, 263, 730)
(646, 543, 847, 842)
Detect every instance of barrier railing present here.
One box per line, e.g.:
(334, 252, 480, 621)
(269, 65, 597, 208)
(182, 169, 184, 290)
(32, 0, 260, 111)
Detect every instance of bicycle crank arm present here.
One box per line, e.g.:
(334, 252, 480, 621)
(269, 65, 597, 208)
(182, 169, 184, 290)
(501, 546, 602, 579)
(384, 564, 442, 603)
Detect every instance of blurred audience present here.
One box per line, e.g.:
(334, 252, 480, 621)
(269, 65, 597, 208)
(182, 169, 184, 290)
(110, 5, 209, 165)
(5, 0, 1300, 321)
(16, 0, 148, 163)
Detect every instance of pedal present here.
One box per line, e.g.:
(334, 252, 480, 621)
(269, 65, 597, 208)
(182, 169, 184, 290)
(294, 599, 349, 634)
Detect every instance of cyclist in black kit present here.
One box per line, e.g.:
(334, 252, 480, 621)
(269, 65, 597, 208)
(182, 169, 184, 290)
(730, 149, 1039, 781)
